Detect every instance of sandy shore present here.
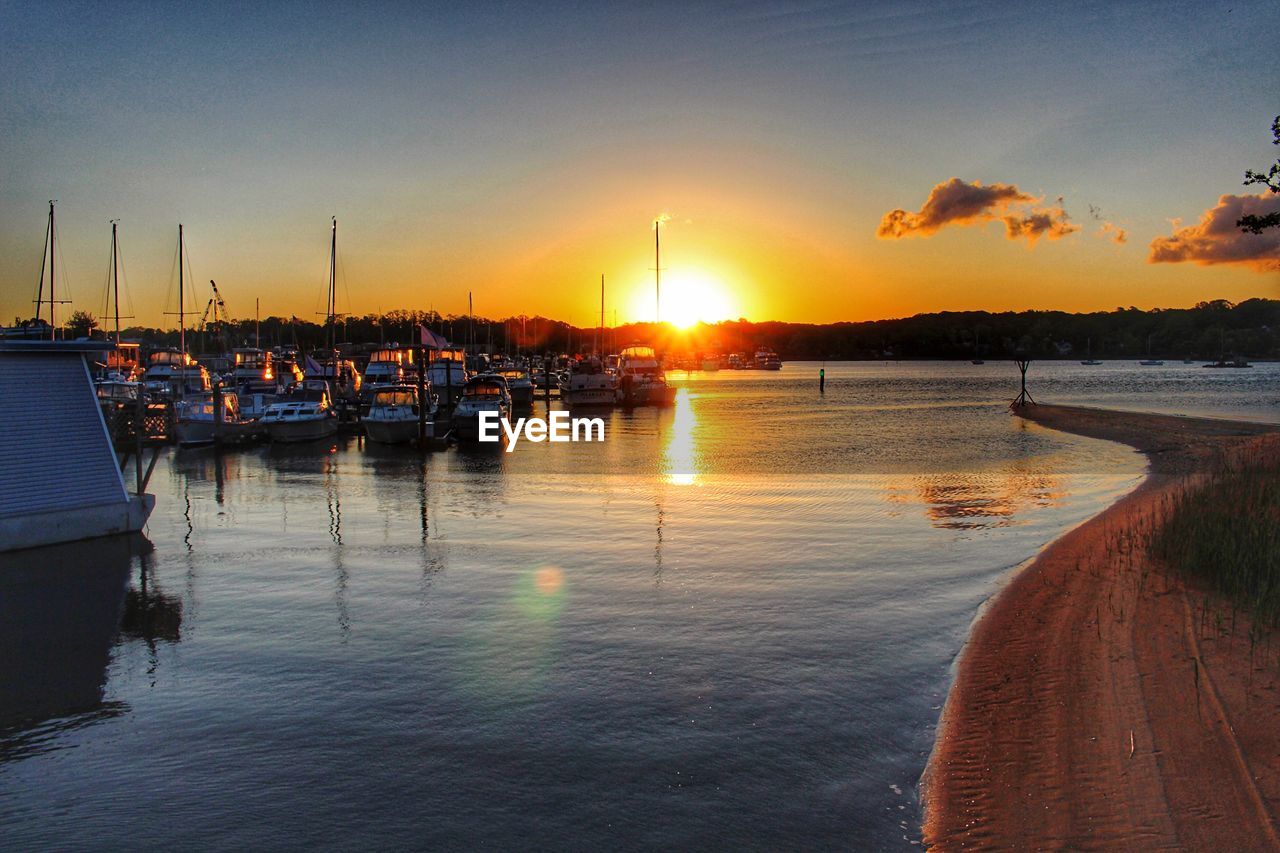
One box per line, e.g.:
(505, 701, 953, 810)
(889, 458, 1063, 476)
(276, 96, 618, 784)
(922, 404, 1280, 850)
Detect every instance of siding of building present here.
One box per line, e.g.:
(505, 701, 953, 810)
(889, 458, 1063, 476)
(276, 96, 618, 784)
(0, 351, 128, 519)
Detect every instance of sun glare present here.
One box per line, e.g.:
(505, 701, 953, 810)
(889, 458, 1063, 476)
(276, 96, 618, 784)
(650, 270, 736, 328)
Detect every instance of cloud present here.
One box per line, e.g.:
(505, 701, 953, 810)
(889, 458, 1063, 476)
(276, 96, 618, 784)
(877, 178, 1079, 244)
(1089, 205, 1127, 244)
(1148, 194, 1280, 270)
(1099, 221, 1127, 244)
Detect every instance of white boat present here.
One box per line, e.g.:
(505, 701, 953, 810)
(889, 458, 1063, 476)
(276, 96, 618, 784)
(176, 389, 263, 447)
(261, 380, 339, 442)
(618, 345, 675, 406)
(229, 347, 278, 394)
(497, 367, 536, 407)
(428, 346, 469, 409)
(142, 349, 210, 399)
(305, 353, 362, 403)
(563, 358, 618, 408)
(363, 385, 436, 444)
(451, 374, 511, 442)
(361, 346, 413, 388)
(753, 346, 782, 370)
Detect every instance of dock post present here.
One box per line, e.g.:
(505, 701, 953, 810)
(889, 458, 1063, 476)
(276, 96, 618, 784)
(134, 388, 144, 494)
(1011, 357, 1035, 408)
(819, 367, 825, 394)
(213, 382, 223, 447)
(416, 345, 427, 445)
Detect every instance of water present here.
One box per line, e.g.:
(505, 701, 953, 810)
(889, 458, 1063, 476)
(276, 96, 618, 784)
(1, 361, 1274, 849)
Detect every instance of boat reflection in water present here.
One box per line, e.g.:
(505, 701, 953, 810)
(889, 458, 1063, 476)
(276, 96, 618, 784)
(0, 534, 181, 762)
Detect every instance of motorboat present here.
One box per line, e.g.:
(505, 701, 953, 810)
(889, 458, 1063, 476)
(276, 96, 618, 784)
(231, 348, 279, 394)
(427, 346, 469, 409)
(753, 346, 782, 370)
(618, 345, 676, 406)
(304, 353, 362, 401)
(362, 346, 414, 388)
(363, 385, 437, 445)
(176, 388, 263, 447)
(451, 374, 511, 442)
(261, 380, 339, 442)
(497, 367, 536, 408)
(563, 357, 618, 408)
(142, 349, 210, 399)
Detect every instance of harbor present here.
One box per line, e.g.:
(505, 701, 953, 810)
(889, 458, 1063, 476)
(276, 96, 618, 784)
(4, 1, 1280, 848)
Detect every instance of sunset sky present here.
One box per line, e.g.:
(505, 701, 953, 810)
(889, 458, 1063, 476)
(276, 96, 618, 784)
(1, 1, 1276, 329)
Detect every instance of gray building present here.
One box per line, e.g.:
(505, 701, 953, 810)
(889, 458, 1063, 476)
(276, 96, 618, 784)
(0, 340, 154, 551)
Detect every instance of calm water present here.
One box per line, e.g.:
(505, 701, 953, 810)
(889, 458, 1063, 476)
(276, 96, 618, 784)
(2, 361, 1275, 849)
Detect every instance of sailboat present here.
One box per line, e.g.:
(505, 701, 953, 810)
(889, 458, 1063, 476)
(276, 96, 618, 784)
(143, 225, 210, 398)
(1080, 337, 1101, 365)
(1138, 334, 1163, 366)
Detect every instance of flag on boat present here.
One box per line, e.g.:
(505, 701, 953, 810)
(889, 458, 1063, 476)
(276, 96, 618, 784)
(303, 353, 324, 374)
(419, 324, 449, 349)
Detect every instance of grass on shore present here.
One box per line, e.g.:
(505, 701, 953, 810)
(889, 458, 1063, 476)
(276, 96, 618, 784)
(1151, 439, 1280, 629)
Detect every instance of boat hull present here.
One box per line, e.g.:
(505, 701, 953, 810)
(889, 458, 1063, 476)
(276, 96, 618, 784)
(177, 419, 263, 447)
(364, 417, 430, 444)
(265, 416, 338, 443)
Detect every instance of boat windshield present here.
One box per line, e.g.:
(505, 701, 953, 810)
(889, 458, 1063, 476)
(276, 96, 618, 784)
(374, 390, 416, 407)
(499, 369, 529, 381)
(464, 382, 504, 398)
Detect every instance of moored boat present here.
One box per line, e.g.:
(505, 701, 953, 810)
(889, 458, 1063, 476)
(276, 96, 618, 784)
(497, 367, 536, 408)
(451, 374, 511, 442)
(261, 380, 339, 442)
(618, 345, 675, 406)
(363, 385, 437, 444)
(563, 357, 618, 408)
(176, 388, 263, 447)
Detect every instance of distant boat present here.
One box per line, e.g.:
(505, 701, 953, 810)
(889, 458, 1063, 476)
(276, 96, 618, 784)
(1081, 337, 1101, 365)
(1204, 357, 1252, 369)
(1138, 334, 1163, 366)
(753, 346, 782, 370)
(496, 367, 536, 407)
(971, 358, 985, 365)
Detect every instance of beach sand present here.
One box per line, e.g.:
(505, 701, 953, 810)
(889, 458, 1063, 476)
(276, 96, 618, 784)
(922, 404, 1280, 850)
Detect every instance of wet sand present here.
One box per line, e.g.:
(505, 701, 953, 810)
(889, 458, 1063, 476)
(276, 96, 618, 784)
(923, 404, 1280, 849)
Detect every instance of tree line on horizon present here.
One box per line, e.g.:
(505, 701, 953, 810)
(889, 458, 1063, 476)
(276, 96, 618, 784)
(41, 297, 1279, 361)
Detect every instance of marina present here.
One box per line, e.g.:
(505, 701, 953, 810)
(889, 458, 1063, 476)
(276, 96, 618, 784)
(1, 360, 1277, 847)
(3, 2, 1278, 848)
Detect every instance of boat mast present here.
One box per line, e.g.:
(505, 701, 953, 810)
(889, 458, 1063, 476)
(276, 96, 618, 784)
(50, 201, 57, 339)
(255, 297, 260, 348)
(111, 220, 121, 346)
(328, 217, 337, 354)
(654, 219, 661, 324)
(178, 223, 186, 355)
(599, 273, 605, 356)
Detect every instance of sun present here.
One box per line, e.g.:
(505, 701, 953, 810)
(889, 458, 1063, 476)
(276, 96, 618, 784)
(659, 270, 736, 329)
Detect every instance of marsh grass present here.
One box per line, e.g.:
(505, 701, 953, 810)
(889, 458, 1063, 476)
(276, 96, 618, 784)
(1151, 440, 1280, 629)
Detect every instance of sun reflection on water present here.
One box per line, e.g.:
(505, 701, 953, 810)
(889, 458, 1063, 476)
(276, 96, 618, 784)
(662, 387, 700, 486)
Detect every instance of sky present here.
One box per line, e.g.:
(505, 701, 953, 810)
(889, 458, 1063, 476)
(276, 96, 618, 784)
(1, 0, 1276, 329)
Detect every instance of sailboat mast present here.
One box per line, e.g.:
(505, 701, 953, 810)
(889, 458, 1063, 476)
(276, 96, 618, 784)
(654, 220, 661, 324)
(328, 217, 337, 353)
(599, 273, 605, 356)
(111, 220, 121, 346)
(178, 223, 185, 355)
(49, 202, 57, 339)
(468, 291, 474, 352)
(255, 297, 260, 348)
